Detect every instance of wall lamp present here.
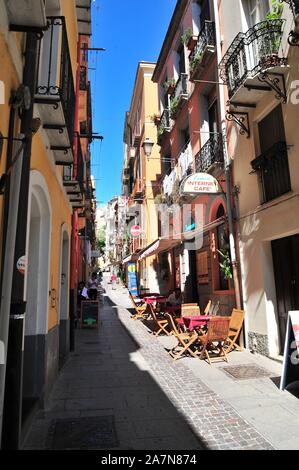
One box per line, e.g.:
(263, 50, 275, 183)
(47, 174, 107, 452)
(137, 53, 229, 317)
(283, 0, 299, 46)
(142, 138, 154, 159)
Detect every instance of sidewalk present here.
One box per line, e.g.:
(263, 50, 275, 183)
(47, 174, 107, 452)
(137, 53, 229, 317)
(23, 279, 299, 450)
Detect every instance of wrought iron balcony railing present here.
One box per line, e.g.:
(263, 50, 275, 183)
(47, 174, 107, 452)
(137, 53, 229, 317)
(178, 141, 193, 180)
(219, 20, 287, 100)
(189, 21, 216, 78)
(195, 134, 224, 173)
(169, 73, 188, 119)
(76, 138, 85, 195)
(35, 16, 76, 147)
(157, 109, 171, 144)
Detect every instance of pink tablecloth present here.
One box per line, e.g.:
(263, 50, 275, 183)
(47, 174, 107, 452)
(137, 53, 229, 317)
(178, 315, 211, 331)
(144, 296, 167, 305)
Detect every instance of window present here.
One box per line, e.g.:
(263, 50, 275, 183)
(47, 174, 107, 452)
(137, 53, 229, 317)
(80, 66, 87, 90)
(251, 105, 291, 203)
(248, 0, 270, 25)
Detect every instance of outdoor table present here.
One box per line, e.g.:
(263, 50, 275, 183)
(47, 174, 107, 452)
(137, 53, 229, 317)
(178, 315, 212, 331)
(144, 296, 167, 305)
(163, 305, 181, 315)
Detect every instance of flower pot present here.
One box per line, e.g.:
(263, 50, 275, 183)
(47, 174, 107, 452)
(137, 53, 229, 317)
(187, 35, 198, 51)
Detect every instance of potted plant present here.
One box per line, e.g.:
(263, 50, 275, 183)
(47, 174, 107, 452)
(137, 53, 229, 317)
(163, 78, 176, 95)
(190, 50, 203, 75)
(150, 113, 161, 126)
(181, 27, 198, 51)
(258, 0, 284, 67)
(169, 96, 180, 119)
(217, 249, 233, 280)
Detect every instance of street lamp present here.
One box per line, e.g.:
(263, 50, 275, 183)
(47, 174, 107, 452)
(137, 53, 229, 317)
(142, 138, 154, 159)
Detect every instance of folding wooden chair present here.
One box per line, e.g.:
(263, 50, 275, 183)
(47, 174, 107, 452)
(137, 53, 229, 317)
(149, 304, 171, 336)
(129, 291, 148, 320)
(165, 313, 199, 360)
(225, 309, 245, 353)
(181, 303, 200, 317)
(197, 316, 231, 364)
(203, 300, 212, 315)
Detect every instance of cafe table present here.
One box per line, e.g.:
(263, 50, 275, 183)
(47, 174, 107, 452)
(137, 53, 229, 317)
(143, 295, 167, 305)
(178, 315, 212, 331)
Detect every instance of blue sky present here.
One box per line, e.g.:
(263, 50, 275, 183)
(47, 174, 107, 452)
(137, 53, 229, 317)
(89, 0, 177, 206)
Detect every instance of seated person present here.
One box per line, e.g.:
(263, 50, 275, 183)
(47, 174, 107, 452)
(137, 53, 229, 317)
(166, 288, 182, 308)
(88, 273, 99, 300)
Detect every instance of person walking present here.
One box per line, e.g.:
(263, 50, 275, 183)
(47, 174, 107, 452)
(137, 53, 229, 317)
(88, 272, 99, 300)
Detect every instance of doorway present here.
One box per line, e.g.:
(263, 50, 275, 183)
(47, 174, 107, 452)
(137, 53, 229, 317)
(272, 234, 299, 353)
(58, 228, 70, 369)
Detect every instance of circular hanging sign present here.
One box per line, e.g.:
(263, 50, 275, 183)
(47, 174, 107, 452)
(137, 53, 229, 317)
(180, 173, 222, 195)
(17, 256, 27, 275)
(130, 225, 142, 237)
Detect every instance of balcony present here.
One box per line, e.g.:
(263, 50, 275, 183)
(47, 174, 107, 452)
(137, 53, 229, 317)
(35, 16, 76, 165)
(5, 0, 47, 31)
(76, 0, 92, 36)
(131, 179, 145, 201)
(63, 139, 84, 208)
(178, 141, 193, 180)
(195, 134, 224, 174)
(219, 20, 288, 108)
(189, 21, 216, 81)
(169, 73, 189, 120)
(157, 109, 171, 145)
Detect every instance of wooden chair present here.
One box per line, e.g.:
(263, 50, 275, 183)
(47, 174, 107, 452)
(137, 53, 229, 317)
(149, 304, 171, 336)
(210, 300, 220, 316)
(129, 291, 148, 320)
(165, 313, 199, 360)
(197, 316, 231, 364)
(225, 309, 245, 353)
(203, 300, 212, 315)
(181, 303, 201, 317)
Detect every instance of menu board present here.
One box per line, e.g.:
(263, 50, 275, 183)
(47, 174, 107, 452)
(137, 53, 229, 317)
(280, 311, 299, 391)
(81, 301, 99, 328)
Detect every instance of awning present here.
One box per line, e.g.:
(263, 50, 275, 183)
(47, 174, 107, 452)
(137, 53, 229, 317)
(139, 238, 181, 260)
(122, 253, 139, 264)
(138, 216, 226, 261)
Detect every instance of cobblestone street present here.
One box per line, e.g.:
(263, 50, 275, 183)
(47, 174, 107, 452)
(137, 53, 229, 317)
(22, 279, 294, 451)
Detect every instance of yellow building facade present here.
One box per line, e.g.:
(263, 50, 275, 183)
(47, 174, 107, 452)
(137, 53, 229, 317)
(0, 0, 93, 449)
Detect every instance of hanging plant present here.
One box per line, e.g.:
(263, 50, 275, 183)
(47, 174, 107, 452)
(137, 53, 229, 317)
(266, 0, 283, 20)
(217, 249, 233, 280)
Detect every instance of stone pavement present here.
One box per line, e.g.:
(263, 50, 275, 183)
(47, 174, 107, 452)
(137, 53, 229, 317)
(23, 278, 298, 450)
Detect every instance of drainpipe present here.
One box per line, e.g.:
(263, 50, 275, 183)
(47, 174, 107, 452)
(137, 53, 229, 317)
(213, 0, 242, 310)
(1, 33, 39, 449)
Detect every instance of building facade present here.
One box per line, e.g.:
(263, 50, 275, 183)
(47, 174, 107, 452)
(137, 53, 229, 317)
(219, 0, 299, 357)
(0, 0, 96, 448)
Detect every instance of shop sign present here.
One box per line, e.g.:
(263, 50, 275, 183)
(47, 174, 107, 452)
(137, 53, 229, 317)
(130, 225, 142, 237)
(180, 173, 221, 195)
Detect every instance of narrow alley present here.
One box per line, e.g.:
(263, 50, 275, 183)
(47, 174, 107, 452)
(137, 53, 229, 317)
(23, 276, 297, 451)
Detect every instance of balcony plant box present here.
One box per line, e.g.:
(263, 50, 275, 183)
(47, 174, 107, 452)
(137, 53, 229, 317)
(187, 34, 198, 51)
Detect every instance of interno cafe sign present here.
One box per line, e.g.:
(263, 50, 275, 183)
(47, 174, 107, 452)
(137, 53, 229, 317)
(180, 173, 221, 195)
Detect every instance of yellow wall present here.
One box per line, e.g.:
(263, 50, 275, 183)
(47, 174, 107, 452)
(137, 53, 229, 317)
(31, 136, 72, 331)
(0, 31, 22, 269)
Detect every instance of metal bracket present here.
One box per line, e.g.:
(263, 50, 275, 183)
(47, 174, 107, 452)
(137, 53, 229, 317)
(257, 72, 287, 103)
(226, 111, 250, 138)
(288, 29, 299, 47)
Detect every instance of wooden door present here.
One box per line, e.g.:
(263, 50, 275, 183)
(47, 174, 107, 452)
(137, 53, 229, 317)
(272, 235, 299, 353)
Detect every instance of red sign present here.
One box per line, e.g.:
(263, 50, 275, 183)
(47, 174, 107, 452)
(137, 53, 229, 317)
(130, 225, 141, 237)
